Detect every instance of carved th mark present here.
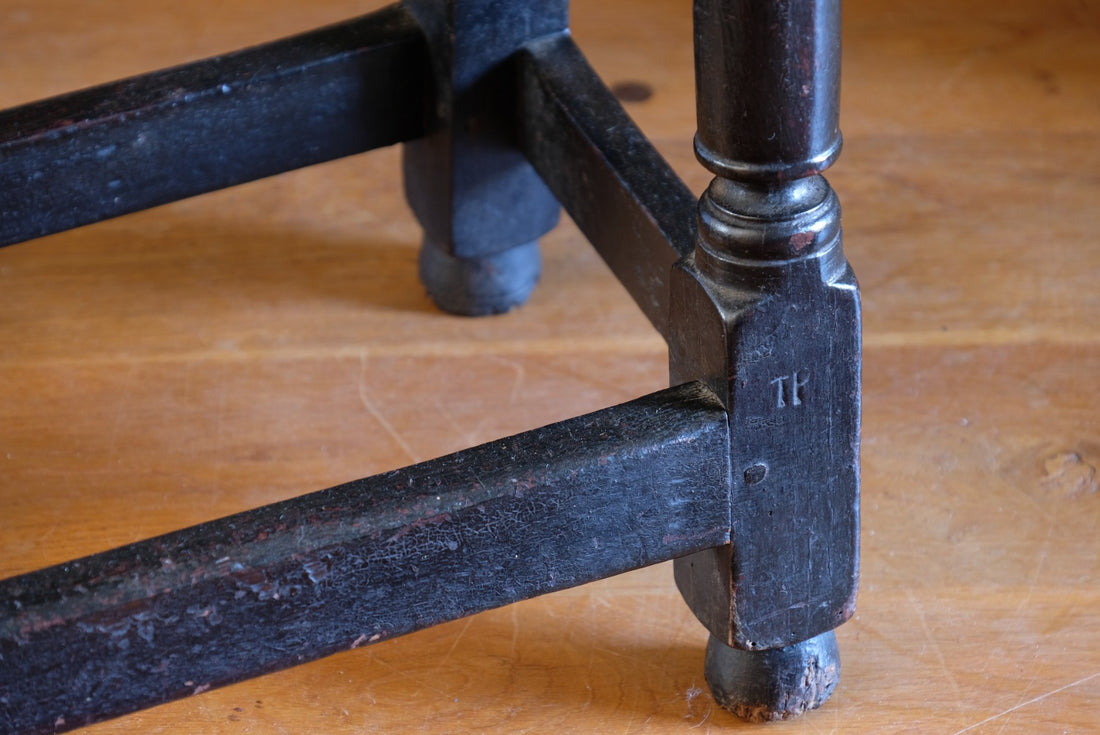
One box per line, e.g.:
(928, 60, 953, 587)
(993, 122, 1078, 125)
(770, 371, 809, 408)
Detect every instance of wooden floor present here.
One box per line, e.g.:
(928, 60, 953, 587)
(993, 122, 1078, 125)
(2, 0, 1098, 732)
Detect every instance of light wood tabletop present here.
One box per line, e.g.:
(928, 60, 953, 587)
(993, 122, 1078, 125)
(1, 0, 1098, 732)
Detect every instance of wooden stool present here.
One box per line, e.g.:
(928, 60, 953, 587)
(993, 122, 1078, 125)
(0, 1, 860, 730)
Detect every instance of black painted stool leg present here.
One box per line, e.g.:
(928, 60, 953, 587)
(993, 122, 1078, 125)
(402, 0, 566, 315)
(672, 0, 860, 720)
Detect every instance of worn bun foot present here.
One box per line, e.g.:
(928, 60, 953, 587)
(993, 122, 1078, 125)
(418, 239, 540, 316)
(704, 630, 841, 722)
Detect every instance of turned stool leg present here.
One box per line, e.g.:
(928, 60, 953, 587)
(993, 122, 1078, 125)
(671, 0, 860, 720)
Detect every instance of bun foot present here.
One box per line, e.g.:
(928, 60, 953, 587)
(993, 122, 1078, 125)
(418, 239, 540, 316)
(704, 630, 841, 722)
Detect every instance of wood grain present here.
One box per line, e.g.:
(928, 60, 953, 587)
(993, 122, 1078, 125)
(1, 0, 1098, 732)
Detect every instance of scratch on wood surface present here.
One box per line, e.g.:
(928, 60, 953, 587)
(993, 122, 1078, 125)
(358, 349, 419, 463)
(682, 684, 713, 730)
(0, 335, 667, 369)
(951, 671, 1100, 734)
(937, 47, 988, 94)
(408, 616, 475, 700)
(509, 604, 519, 658)
(1013, 517, 1054, 621)
(688, 703, 712, 729)
(905, 588, 964, 709)
(805, 710, 837, 735)
(438, 615, 474, 668)
(366, 649, 449, 697)
(434, 396, 476, 447)
(485, 354, 526, 405)
(583, 644, 596, 699)
(105, 362, 137, 458)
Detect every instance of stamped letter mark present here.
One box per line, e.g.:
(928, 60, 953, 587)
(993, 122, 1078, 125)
(769, 371, 809, 408)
